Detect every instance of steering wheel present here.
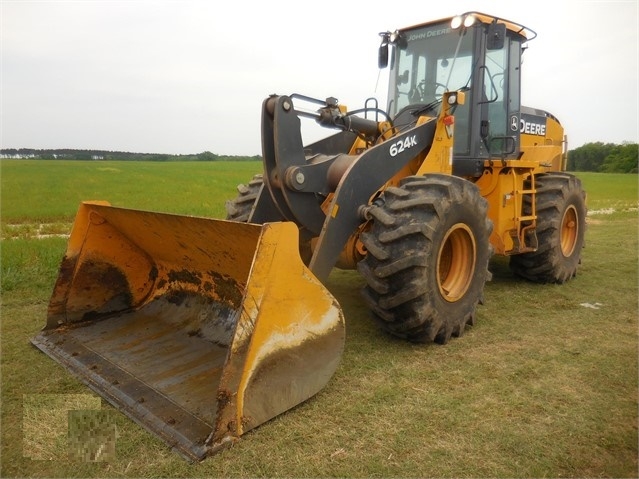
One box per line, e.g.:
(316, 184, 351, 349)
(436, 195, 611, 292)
(406, 81, 449, 104)
(408, 86, 422, 103)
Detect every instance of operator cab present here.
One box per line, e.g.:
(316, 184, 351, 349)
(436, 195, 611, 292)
(379, 12, 536, 176)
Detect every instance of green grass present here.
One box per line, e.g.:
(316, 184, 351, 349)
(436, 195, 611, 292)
(576, 172, 638, 211)
(1, 161, 637, 477)
(0, 160, 262, 223)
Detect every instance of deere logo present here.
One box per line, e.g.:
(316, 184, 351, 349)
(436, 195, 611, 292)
(519, 113, 547, 136)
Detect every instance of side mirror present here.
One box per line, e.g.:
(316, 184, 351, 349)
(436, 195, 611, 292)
(487, 22, 506, 50)
(378, 44, 389, 69)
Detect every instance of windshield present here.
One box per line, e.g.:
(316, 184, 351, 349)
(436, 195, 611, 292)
(387, 21, 474, 117)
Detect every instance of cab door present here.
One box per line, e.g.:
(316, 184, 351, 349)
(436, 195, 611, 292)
(480, 29, 522, 160)
(452, 24, 523, 176)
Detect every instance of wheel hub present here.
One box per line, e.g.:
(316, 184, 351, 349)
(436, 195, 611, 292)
(437, 223, 477, 302)
(560, 205, 579, 257)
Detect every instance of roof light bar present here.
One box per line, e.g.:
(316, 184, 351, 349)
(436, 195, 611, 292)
(451, 13, 476, 30)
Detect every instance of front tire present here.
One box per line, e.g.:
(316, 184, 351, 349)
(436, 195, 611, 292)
(357, 175, 493, 344)
(510, 173, 587, 283)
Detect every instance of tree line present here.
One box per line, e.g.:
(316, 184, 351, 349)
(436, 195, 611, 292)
(567, 142, 638, 173)
(2, 142, 637, 172)
(0, 148, 261, 162)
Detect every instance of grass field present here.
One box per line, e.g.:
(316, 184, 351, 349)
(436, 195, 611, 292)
(1, 161, 637, 478)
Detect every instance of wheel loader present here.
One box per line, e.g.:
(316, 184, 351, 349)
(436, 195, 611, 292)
(32, 12, 587, 461)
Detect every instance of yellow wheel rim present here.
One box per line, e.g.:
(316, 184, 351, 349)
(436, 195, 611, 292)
(437, 224, 476, 302)
(561, 205, 579, 257)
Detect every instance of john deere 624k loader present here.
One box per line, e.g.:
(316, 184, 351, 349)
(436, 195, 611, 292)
(32, 12, 586, 461)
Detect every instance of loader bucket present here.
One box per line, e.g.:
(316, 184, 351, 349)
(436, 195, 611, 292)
(31, 201, 345, 461)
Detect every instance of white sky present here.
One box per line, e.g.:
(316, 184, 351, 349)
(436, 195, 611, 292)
(1, 0, 638, 156)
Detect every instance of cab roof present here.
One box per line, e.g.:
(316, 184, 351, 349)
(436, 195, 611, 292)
(400, 11, 537, 42)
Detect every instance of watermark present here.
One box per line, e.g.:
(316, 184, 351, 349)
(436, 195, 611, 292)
(23, 394, 117, 462)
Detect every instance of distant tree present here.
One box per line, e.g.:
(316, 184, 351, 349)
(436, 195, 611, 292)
(599, 142, 638, 173)
(148, 154, 171, 161)
(567, 142, 615, 171)
(196, 151, 218, 161)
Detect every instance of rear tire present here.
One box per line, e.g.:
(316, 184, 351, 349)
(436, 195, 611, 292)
(510, 173, 587, 283)
(357, 175, 493, 344)
(225, 174, 263, 222)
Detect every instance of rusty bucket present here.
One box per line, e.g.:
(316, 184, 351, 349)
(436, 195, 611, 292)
(31, 201, 345, 461)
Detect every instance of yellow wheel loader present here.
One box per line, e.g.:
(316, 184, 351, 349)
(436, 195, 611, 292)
(32, 12, 587, 461)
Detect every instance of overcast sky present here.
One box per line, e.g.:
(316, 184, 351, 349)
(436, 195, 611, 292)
(1, 0, 637, 156)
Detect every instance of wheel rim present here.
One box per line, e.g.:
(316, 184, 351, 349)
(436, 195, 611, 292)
(560, 205, 579, 257)
(437, 224, 476, 302)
